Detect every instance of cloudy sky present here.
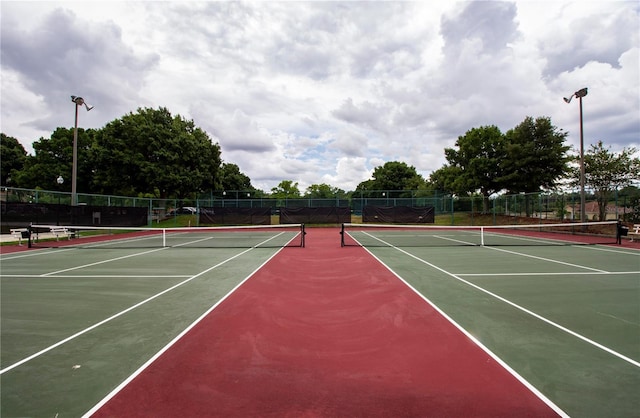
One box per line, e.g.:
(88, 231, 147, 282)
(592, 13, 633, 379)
(1, 0, 638, 192)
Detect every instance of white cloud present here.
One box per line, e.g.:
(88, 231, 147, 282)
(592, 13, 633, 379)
(1, 1, 638, 192)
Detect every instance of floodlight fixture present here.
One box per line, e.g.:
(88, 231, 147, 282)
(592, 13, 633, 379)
(71, 95, 94, 206)
(71, 95, 94, 111)
(563, 87, 588, 103)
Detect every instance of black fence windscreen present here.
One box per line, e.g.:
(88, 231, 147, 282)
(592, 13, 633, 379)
(1, 202, 148, 232)
(199, 207, 271, 225)
(280, 207, 351, 224)
(362, 206, 435, 223)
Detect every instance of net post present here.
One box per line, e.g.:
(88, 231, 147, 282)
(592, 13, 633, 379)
(27, 225, 32, 248)
(301, 224, 306, 248)
(340, 223, 345, 247)
(480, 226, 485, 246)
(162, 228, 167, 247)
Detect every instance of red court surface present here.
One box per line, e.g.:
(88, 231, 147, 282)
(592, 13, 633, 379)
(91, 228, 560, 416)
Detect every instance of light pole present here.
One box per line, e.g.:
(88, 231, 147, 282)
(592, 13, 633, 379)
(71, 96, 93, 206)
(56, 175, 64, 225)
(563, 87, 588, 223)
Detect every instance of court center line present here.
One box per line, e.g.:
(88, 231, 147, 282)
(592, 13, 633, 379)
(0, 244, 268, 375)
(360, 232, 640, 369)
(41, 247, 171, 276)
(484, 246, 609, 272)
(429, 232, 611, 273)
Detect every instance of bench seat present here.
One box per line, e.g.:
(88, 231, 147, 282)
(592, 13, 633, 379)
(630, 224, 640, 242)
(10, 228, 29, 245)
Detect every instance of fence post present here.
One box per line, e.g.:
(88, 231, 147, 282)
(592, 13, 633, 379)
(450, 195, 454, 225)
(492, 197, 496, 225)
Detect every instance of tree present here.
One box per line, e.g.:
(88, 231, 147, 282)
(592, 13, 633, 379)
(91, 107, 221, 198)
(0, 134, 27, 186)
(429, 125, 505, 211)
(12, 128, 96, 192)
(355, 161, 426, 197)
(618, 185, 640, 204)
(271, 180, 301, 198)
(305, 183, 346, 198)
(219, 163, 253, 192)
(426, 165, 463, 194)
(501, 116, 570, 193)
(574, 141, 640, 221)
(429, 118, 570, 214)
(618, 185, 640, 222)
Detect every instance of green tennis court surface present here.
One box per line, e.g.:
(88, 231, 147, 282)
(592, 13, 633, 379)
(1, 226, 638, 417)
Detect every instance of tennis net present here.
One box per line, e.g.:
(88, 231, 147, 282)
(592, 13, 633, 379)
(340, 221, 620, 247)
(28, 224, 305, 249)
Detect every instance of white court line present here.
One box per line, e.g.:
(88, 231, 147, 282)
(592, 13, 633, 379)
(483, 246, 609, 272)
(457, 271, 640, 277)
(0, 234, 289, 375)
(42, 247, 170, 276)
(0, 246, 77, 260)
(361, 231, 640, 370)
(1, 275, 192, 278)
(577, 245, 640, 256)
(433, 235, 477, 246)
(355, 236, 570, 418)
(82, 242, 288, 417)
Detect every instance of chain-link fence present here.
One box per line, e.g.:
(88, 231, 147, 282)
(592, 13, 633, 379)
(2, 187, 638, 232)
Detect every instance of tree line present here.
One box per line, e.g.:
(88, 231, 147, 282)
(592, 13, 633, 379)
(2, 107, 638, 220)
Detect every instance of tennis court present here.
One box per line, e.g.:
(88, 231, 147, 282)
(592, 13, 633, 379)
(1, 224, 638, 417)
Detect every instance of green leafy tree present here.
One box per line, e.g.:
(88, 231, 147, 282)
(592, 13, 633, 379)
(618, 185, 640, 204)
(354, 179, 375, 196)
(572, 141, 640, 221)
(429, 118, 569, 214)
(618, 186, 640, 222)
(12, 128, 96, 192)
(429, 125, 505, 211)
(271, 180, 301, 198)
(501, 116, 570, 193)
(426, 165, 463, 194)
(1, 134, 27, 186)
(219, 163, 253, 192)
(305, 183, 346, 198)
(91, 107, 221, 198)
(355, 161, 426, 197)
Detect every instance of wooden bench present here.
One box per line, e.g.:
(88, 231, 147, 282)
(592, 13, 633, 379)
(630, 224, 640, 242)
(10, 228, 30, 246)
(50, 227, 73, 241)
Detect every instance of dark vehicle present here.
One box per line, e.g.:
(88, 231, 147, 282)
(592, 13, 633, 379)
(166, 207, 197, 216)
